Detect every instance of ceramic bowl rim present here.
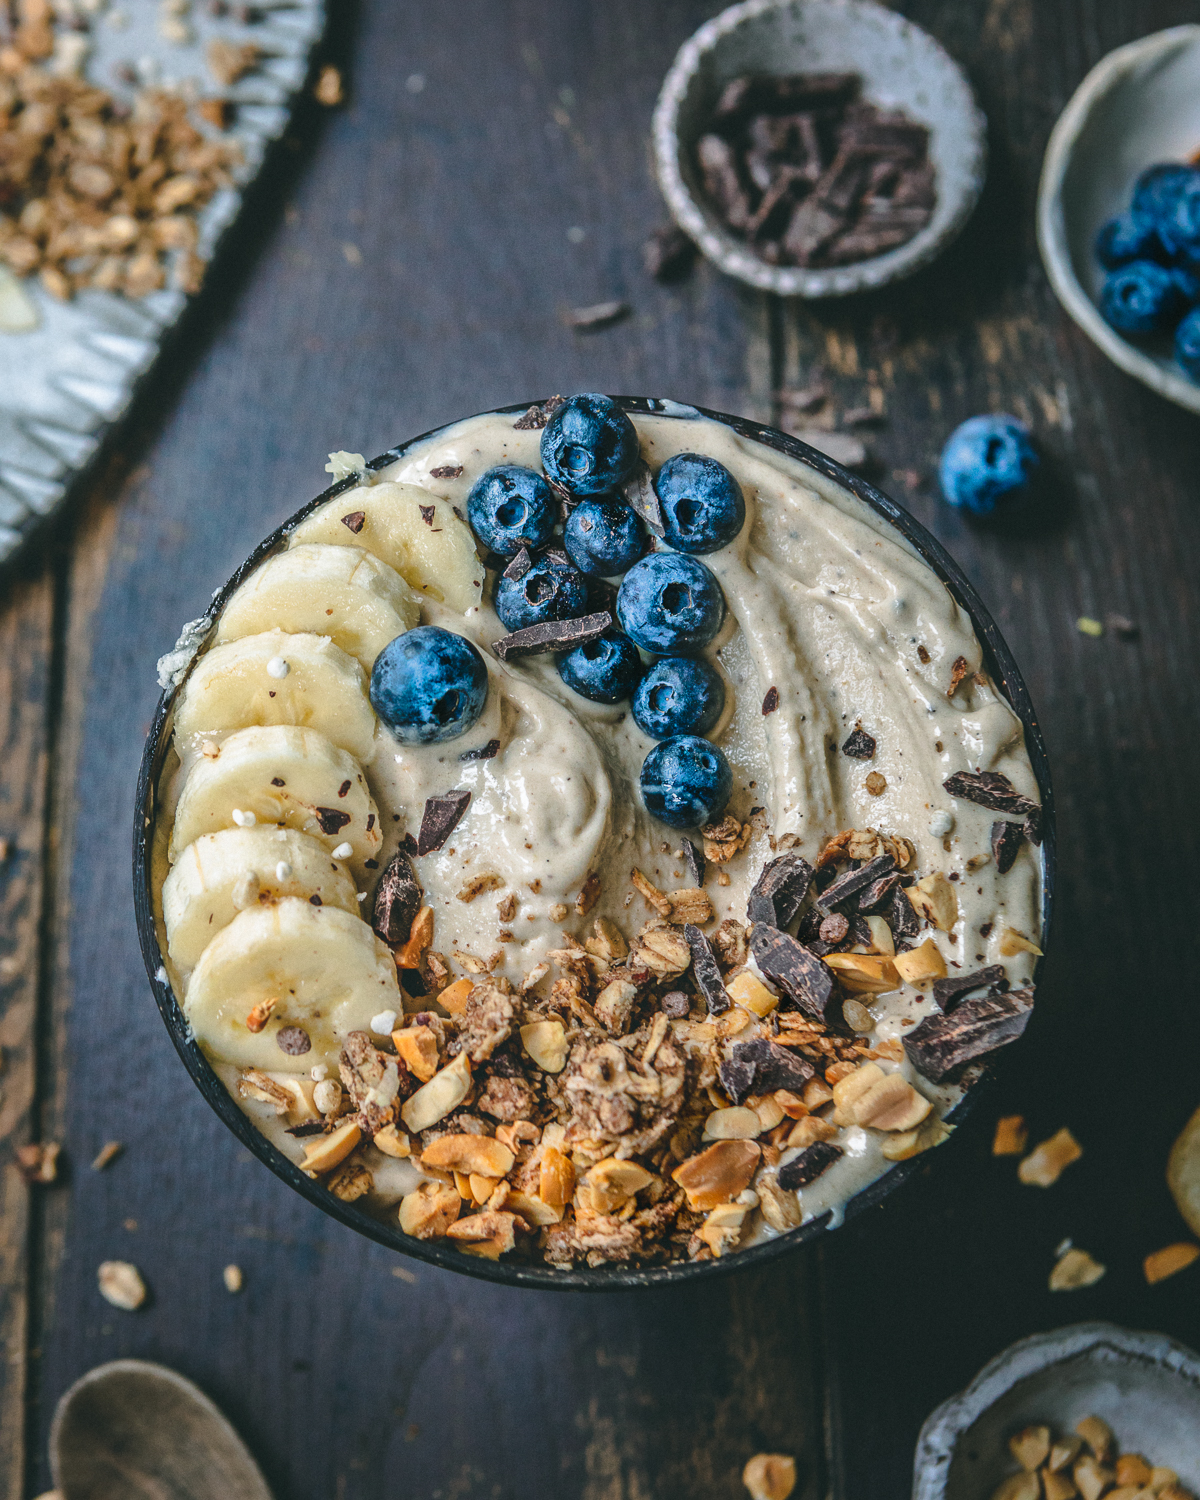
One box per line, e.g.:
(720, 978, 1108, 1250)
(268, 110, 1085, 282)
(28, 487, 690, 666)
(651, 0, 988, 298)
(133, 396, 1055, 1293)
(1036, 23, 1200, 416)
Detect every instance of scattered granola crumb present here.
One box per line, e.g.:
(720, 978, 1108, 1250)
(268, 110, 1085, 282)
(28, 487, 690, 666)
(1018, 1127, 1082, 1187)
(97, 1260, 146, 1310)
(743, 1453, 796, 1500)
(992, 1115, 1027, 1157)
(1048, 1246, 1105, 1291)
(206, 36, 259, 86)
(91, 1140, 123, 1171)
(1076, 616, 1103, 638)
(222, 1263, 243, 1293)
(313, 63, 343, 106)
(1144, 1242, 1200, 1285)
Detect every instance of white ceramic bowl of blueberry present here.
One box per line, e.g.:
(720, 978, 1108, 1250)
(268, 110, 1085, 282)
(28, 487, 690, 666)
(652, 0, 987, 298)
(1037, 25, 1200, 414)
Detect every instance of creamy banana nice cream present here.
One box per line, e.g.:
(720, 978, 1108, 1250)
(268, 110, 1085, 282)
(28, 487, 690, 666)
(151, 397, 1045, 1269)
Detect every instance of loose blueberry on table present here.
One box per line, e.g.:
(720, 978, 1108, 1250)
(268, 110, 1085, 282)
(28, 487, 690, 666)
(653, 452, 746, 554)
(466, 465, 558, 556)
(370, 625, 488, 744)
(557, 629, 644, 704)
(632, 656, 725, 740)
(540, 393, 640, 496)
(938, 413, 1039, 516)
(640, 734, 733, 830)
(494, 552, 588, 632)
(564, 498, 648, 576)
(616, 552, 726, 654)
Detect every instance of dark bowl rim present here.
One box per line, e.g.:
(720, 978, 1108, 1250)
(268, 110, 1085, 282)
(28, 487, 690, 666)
(133, 395, 1056, 1293)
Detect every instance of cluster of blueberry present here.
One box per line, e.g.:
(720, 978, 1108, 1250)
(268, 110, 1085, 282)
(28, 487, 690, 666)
(1095, 161, 1200, 382)
(369, 394, 748, 831)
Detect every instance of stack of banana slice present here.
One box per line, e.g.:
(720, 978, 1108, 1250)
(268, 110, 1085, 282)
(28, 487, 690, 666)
(161, 481, 487, 1087)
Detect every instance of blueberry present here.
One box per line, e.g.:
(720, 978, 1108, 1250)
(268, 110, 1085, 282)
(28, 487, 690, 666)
(632, 657, 725, 740)
(494, 552, 588, 632)
(1130, 162, 1200, 230)
(616, 552, 725, 654)
(466, 465, 557, 556)
(1099, 260, 1188, 335)
(640, 735, 733, 829)
(1171, 265, 1200, 304)
(1094, 211, 1165, 269)
(654, 452, 746, 554)
(564, 499, 648, 576)
(540, 393, 640, 497)
(1161, 176, 1200, 268)
(1177, 306, 1200, 382)
(938, 414, 1039, 516)
(370, 626, 488, 745)
(557, 630, 644, 704)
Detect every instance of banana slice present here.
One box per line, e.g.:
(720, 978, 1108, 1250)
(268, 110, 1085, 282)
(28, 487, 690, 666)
(215, 544, 420, 670)
(169, 724, 383, 875)
(173, 630, 375, 761)
(185, 898, 400, 1072)
(288, 481, 485, 612)
(163, 826, 360, 973)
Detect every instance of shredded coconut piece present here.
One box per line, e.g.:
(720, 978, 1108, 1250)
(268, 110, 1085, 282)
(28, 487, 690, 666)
(156, 616, 213, 689)
(370, 1009, 398, 1035)
(275, 862, 292, 880)
(266, 656, 289, 679)
(232, 808, 256, 827)
(325, 450, 373, 484)
(332, 841, 354, 860)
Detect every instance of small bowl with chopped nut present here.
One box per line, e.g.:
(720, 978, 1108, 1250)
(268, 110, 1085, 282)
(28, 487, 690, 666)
(135, 395, 1053, 1288)
(913, 1323, 1200, 1500)
(652, 0, 987, 297)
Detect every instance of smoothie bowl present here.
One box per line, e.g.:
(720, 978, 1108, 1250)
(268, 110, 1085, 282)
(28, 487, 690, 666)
(134, 394, 1054, 1289)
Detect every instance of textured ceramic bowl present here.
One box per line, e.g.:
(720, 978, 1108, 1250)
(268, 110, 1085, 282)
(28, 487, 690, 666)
(913, 1323, 1200, 1499)
(134, 398, 1054, 1290)
(652, 0, 987, 298)
(1037, 25, 1200, 415)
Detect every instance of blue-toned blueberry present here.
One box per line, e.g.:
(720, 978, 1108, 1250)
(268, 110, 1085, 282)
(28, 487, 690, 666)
(1162, 176, 1200, 267)
(494, 553, 588, 632)
(1171, 265, 1200, 304)
(938, 414, 1039, 516)
(616, 552, 725, 654)
(557, 630, 644, 704)
(370, 626, 488, 745)
(1099, 260, 1188, 335)
(540, 394, 640, 497)
(466, 465, 557, 557)
(654, 452, 745, 554)
(564, 499, 648, 576)
(1094, 211, 1165, 269)
(632, 657, 725, 740)
(640, 735, 733, 829)
(1130, 162, 1200, 229)
(1177, 306, 1200, 382)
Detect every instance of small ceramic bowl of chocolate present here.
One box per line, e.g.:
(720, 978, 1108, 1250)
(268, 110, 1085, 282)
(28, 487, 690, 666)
(652, 0, 987, 297)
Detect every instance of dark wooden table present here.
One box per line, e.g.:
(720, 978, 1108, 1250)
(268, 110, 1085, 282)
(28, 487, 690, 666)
(3, 2, 1200, 1496)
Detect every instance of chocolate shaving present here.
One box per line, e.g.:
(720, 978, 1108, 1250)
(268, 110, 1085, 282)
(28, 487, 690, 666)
(460, 739, 501, 763)
(315, 807, 351, 836)
(682, 837, 706, 888)
(819, 853, 895, 909)
(778, 1140, 843, 1190)
(429, 464, 463, 479)
(416, 789, 471, 856)
(684, 924, 730, 1015)
(513, 395, 565, 430)
(620, 460, 664, 536)
(932, 965, 1005, 1014)
(725, 1036, 814, 1100)
(340, 511, 366, 533)
(749, 924, 836, 1021)
(841, 722, 876, 760)
(991, 819, 1025, 874)
(942, 770, 1039, 818)
(746, 851, 814, 929)
(492, 610, 611, 661)
(503, 547, 532, 582)
(419, 504, 436, 527)
(372, 849, 423, 946)
(761, 686, 780, 715)
(903, 987, 1034, 1082)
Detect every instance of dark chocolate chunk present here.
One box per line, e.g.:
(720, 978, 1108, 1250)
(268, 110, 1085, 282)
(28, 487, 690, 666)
(286, 1121, 327, 1138)
(460, 738, 501, 762)
(429, 464, 463, 479)
(728, 1035, 815, 1095)
(419, 504, 437, 528)
(903, 988, 1034, 1082)
(884, 885, 920, 941)
(400, 968, 427, 998)
(942, 770, 1039, 818)
(309, 894, 322, 906)
(778, 1140, 843, 1190)
(276, 1025, 312, 1056)
(567, 301, 630, 331)
(1023, 806, 1043, 847)
(682, 837, 706, 889)
(661, 990, 691, 1019)
(841, 722, 876, 760)
(372, 848, 423, 946)
(271, 777, 285, 787)
(746, 851, 814, 929)
(492, 611, 612, 661)
(750, 924, 836, 1021)
(621, 460, 665, 536)
(315, 807, 351, 836)
(513, 395, 566, 430)
(685, 924, 730, 1015)
(818, 912, 849, 943)
(991, 819, 1025, 874)
(931, 964, 1005, 1014)
(338, 779, 352, 798)
(340, 511, 365, 533)
(417, 789, 471, 856)
(819, 853, 896, 909)
(401, 832, 419, 856)
(761, 685, 780, 715)
(643, 224, 696, 283)
(503, 547, 532, 582)
(856, 873, 899, 912)
(718, 1056, 758, 1105)
(713, 72, 859, 124)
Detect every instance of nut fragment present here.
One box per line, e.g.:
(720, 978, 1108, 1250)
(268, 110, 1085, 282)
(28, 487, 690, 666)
(993, 1114, 1028, 1156)
(1019, 1127, 1083, 1187)
(586, 917, 628, 962)
(578, 1158, 653, 1214)
(906, 872, 959, 932)
(446, 1209, 519, 1259)
(520, 1019, 568, 1073)
(398, 1179, 461, 1239)
(1049, 1246, 1105, 1291)
(314, 63, 344, 105)
(15, 1142, 60, 1183)
(742, 1453, 796, 1500)
(300, 1120, 361, 1175)
(757, 1175, 802, 1232)
(401, 1051, 472, 1133)
(1048, 1435, 1083, 1472)
(703, 1106, 763, 1141)
(726, 970, 778, 1017)
(245, 997, 277, 1033)
(539, 1145, 575, 1209)
(222, 1264, 243, 1293)
(97, 1260, 146, 1311)
(998, 925, 1043, 957)
(327, 1161, 373, 1202)
(1010, 1425, 1051, 1471)
(437, 977, 473, 1015)
(893, 937, 947, 985)
(1074, 1456, 1116, 1500)
(823, 952, 900, 993)
(421, 1134, 514, 1178)
(373, 1124, 411, 1159)
(1115, 1456, 1152, 1488)
(831, 1065, 932, 1132)
(991, 1476, 1040, 1500)
(672, 1139, 760, 1211)
(1143, 1242, 1200, 1285)
(395, 905, 434, 967)
(595, 978, 638, 1035)
(393, 1025, 439, 1082)
(1041, 1469, 1075, 1500)
(91, 1141, 123, 1172)
(696, 1201, 747, 1257)
(1076, 1416, 1115, 1463)
(787, 1116, 838, 1149)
